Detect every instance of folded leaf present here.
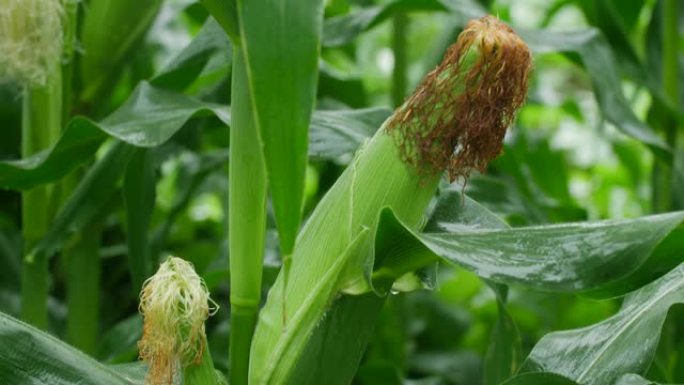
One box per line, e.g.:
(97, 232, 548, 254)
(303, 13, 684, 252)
(0, 87, 383, 191)
(376, 185, 684, 296)
(520, 262, 684, 385)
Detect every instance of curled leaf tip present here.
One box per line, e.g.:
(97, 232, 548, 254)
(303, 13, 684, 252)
(138, 256, 218, 385)
(0, 0, 64, 86)
(387, 15, 533, 182)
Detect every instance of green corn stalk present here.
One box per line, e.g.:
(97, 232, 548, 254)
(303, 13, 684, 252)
(1, 0, 65, 329)
(228, 48, 268, 385)
(138, 256, 221, 385)
(249, 16, 533, 384)
(66, 0, 161, 347)
(58, 0, 103, 354)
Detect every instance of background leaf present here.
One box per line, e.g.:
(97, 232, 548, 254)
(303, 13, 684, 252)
(0, 311, 144, 385)
(521, 262, 684, 385)
(123, 149, 157, 292)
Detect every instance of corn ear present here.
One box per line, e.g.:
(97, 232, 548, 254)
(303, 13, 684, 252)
(250, 16, 532, 385)
(138, 256, 219, 385)
(0, 0, 64, 86)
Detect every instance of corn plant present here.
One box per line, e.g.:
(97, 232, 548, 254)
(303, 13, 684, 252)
(0, 0, 683, 385)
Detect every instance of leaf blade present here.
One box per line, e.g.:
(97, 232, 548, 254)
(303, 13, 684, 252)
(236, 0, 325, 254)
(520, 262, 684, 385)
(0, 311, 143, 385)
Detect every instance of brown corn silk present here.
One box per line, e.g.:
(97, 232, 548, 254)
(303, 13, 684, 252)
(387, 16, 532, 181)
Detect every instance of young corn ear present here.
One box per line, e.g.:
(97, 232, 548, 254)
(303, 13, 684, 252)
(250, 15, 532, 384)
(138, 257, 218, 385)
(0, 0, 64, 85)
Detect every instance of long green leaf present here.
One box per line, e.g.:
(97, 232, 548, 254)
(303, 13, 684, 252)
(0, 102, 381, 192)
(29, 142, 136, 261)
(0, 82, 224, 191)
(308, 107, 389, 162)
(484, 284, 523, 385)
(151, 18, 232, 92)
(80, 0, 163, 102)
(123, 148, 157, 292)
(235, 0, 324, 255)
(321, 0, 475, 47)
(375, 194, 684, 296)
(520, 262, 684, 385)
(520, 28, 670, 159)
(615, 374, 679, 385)
(0, 311, 144, 385)
(500, 373, 580, 385)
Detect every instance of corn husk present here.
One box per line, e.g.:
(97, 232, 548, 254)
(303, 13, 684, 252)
(250, 16, 533, 385)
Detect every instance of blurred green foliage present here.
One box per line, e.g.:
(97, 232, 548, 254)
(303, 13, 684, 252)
(0, 0, 683, 384)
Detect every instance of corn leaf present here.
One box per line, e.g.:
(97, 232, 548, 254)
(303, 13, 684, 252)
(235, 0, 325, 255)
(150, 18, 232, 92)
(500, 373, 580, 385)
(80, 0, 163, 102)
(266, 179, 684, 384)
(0, 100, 380, 190)
(484, 284, 523, 385)
(520, 262, 684, 385)
(321, 0, 481, 47)
(0, 82, 224, 191)
(197, 0, 240, 43)
(520, 28, 670, 159)
(288, 293, 386, 385)
(123, 149, 157, 292)
(309, 107, 389, 162)
(0, 311, 144, 385)
(615, 374, 677, 385)
(379, 205, 684, 296)
(28, 142, 136, 261)
(253, 228, 372, 384)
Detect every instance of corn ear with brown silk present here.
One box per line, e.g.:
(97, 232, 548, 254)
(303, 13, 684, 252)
(249, 16, 533, 385)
